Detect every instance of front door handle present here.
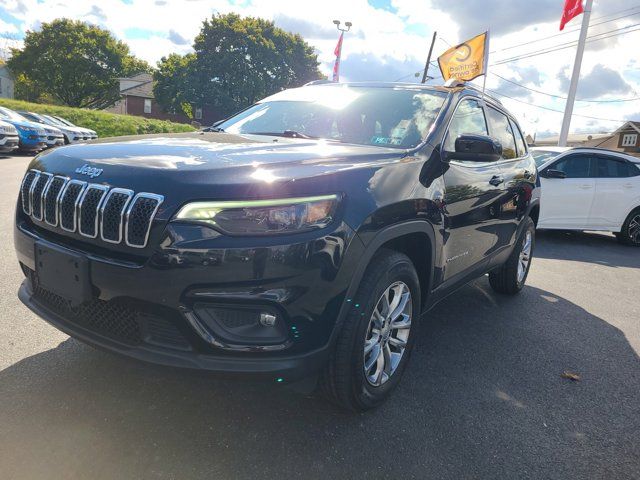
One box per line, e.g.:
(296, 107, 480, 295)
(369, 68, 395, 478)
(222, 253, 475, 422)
(578, 184, 593, 189)
(489, 175, 504, 186)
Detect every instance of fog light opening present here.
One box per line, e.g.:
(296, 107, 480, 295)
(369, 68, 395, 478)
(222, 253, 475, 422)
(259, 312, 277, 327)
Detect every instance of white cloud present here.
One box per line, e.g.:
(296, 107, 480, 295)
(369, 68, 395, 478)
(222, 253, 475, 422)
(1, 0, 638, 135)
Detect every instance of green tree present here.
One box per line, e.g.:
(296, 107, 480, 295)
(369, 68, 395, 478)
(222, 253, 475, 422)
(153, 53, 198, 119)
(8, 18, 150, 109)
(154, 13, 323, 119)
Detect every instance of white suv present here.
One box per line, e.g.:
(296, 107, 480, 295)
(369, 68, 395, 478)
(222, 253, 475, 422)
(532, 147, 640, 246)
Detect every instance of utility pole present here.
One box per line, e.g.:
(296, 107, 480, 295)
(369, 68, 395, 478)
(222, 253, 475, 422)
(558, 0, 593, 146)
(421, 31, 437, 83)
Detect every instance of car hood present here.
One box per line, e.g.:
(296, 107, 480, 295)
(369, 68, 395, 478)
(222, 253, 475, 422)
(31, 131, 407, 211)
(5, 118, 45, 131)
(0, 120, 18, 133)
(44, 125, 63, 135)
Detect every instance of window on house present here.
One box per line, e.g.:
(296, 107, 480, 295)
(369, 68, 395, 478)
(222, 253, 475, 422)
(621, 133, 638, 147)
(144, 99, 152, 114)
(195, 107, 203, 120)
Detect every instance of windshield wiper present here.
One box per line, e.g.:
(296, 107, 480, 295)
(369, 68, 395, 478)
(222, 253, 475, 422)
(250, 130, 317, 139)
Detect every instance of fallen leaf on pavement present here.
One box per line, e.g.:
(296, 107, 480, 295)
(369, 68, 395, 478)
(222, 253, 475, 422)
(561, 371, 581, 381)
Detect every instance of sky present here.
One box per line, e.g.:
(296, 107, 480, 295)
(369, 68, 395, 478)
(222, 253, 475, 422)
(0, 0, 639, 138)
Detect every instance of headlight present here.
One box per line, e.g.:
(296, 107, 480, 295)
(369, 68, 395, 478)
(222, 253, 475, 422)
(18, 125, 36, 133)
(174, 194, 340, 235)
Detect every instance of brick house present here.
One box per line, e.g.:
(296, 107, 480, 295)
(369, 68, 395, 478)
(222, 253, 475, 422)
(105, 73, 219, 126)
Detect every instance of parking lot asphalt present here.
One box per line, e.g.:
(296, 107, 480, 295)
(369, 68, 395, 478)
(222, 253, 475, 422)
(1, 153, 639, 480)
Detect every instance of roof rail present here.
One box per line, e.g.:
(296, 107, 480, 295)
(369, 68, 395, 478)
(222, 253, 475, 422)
(443, 78, 466, 88)
(304, 79, 334, 86)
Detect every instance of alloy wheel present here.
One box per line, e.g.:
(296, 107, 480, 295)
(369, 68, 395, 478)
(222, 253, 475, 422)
(363, 281, 412, 387)
(629, 214, 640, 244)
(517, 230, 532, 283)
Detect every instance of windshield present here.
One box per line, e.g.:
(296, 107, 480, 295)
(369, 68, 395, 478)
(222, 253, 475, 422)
(19, 112, 45, 124)
(531, 149, 563, 167)
(216, 85, 447, 148)
(42, 114, 67, 127)
(0, 107, 28, 122)
(54, 116, 75, 127)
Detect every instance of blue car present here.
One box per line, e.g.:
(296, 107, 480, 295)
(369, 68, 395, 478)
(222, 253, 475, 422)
(0, 107, 47, 153)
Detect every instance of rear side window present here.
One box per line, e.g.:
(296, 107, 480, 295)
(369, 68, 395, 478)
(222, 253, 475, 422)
(443, 98, 488, 151)
(551, 154, 592, 178)
(509, 118, 527, 157)
(486, 107, 517, 160)
(595, 156, 640, 178)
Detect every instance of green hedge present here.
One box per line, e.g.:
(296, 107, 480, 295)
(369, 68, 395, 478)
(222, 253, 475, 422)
(0, 98, 195, 138)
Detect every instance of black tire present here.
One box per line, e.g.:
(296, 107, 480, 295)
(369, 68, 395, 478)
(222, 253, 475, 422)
(319, 249, 421, 412)
(489, 217, 535, 295)
(616, 208, 640, 246)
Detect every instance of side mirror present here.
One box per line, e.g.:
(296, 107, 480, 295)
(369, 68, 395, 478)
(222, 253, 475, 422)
(444, 134, 503, 162)
(541, 169, 567, 179)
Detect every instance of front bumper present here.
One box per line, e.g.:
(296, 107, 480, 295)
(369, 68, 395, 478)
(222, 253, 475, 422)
(45, 136, 65, 147)
(18, 133, 47, 151)
(0, 134, 19, 152)
(15, 219, 361, 379)
(18, 279, 329, 379)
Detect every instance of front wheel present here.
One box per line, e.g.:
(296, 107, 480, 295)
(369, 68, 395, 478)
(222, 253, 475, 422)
(319, 249, 420, 411)
(616, 209, 640, 246)
(489, 217, 535, 295)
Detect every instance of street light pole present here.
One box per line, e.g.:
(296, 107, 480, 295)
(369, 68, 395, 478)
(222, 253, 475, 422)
(332, 20, 352, 83)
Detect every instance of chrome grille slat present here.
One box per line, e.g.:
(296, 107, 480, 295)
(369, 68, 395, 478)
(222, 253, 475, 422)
(30, 172, 53, 221)
(100, 188, 134, 244)
(20, 169, 38, 215)
(20, 171, 161, 249)
(59, 180, 87, 232)
(125, 193, 164, 248)
(43, 176, 69, 226)
(78, 184, 109, 238)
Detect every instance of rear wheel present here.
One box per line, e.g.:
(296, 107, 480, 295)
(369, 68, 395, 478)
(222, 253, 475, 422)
(616, 209, 640, 247)
(319, 249, 420, 411)
(489, 217, 535, 295)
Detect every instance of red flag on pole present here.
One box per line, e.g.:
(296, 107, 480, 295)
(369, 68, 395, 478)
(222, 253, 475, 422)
(332, 32, 344, 82)
(560, 0, 584, 30)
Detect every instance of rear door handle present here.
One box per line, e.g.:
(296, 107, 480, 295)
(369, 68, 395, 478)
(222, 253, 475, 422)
(489, 175, 504, 186)
(623, 183, 633, 189)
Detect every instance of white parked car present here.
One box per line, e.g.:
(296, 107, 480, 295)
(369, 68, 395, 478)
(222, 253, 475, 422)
(19, 111, 86, 144)
(531, 147, 640, 246)
(52, 115, 97, 140)
(0, 119, 19, 153)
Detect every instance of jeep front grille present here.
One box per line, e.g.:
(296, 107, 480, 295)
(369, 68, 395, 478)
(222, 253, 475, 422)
(20, 169, 163, 249)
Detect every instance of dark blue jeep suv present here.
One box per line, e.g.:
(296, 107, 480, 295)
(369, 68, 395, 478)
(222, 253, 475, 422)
(14, 82, 539, 410)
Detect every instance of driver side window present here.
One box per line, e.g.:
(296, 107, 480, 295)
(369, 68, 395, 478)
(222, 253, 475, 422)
(551, 154, 592, 178)
(444, 99, 488, 151)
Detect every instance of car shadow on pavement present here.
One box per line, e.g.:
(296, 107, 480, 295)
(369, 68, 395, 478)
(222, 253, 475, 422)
(0, 280, 638, 480)
(535, 229, 640, 268)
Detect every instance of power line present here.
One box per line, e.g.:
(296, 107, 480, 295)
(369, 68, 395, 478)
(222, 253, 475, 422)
(490, 72, 640, 103)
(491, 23, 640, 65)
(484, 87, 629, 123)
(490, 5, 640, 54)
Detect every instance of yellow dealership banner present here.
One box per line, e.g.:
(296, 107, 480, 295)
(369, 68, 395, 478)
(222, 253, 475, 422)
(437, 32, 489, 82)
